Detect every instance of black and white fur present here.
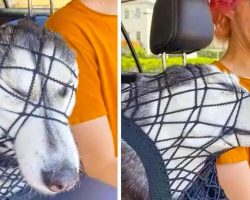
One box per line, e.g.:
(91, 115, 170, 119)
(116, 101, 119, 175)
(122, 65, 250, 199)
(0, 20, 80, 198)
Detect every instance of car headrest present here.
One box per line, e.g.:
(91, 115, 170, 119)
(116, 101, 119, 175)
(150, 0, 214, 55)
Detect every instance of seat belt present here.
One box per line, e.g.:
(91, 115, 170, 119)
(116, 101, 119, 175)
(122, 114, 172, 200)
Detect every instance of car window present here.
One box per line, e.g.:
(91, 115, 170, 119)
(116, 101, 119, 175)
(6, 0, 70, 9)
(122, 0, 227, 73)
(0, 0, 4, 8)
(121, 34, 139, 72)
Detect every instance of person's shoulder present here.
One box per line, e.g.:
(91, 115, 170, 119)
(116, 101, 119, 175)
(49, 1, 93, 22)
(46, 1, 93, 33)
(46, 3, 75, 27)
(46, 3, 85, 41)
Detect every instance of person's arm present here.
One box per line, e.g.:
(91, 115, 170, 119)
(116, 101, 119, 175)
(72, 116, 117, 187)
(216, 161, 250, 200)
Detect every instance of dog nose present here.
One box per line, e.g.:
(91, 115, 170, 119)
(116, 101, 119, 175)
(42, 167, 78, 193)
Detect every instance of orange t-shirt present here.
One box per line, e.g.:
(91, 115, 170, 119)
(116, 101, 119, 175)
(46, 0, 117, 151)
(213, 61, 250, 165)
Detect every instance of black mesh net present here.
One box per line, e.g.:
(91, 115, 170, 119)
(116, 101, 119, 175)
(0, 20, 77, 199)
(122, 65, 250, 200)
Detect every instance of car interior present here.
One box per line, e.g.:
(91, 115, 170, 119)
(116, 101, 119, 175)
(0, 0, 54, 27)
(121, 1, 216, 198)
(121, 0, 214, 84)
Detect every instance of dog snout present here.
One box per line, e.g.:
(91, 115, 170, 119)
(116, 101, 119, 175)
(42, 167, 78, 193)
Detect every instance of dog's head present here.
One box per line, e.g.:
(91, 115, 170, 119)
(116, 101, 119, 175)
(122, 65, 250, 198)
(123, 65, 250, 151)
(0, 20, 80, 196)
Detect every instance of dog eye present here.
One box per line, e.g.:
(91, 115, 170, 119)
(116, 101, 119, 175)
(12, 87, 28, 98)
(5, 82, 28, 98)
(0, 78, 28, 98)
(59, 87, 68, 97)
(217, 82, 237, 91)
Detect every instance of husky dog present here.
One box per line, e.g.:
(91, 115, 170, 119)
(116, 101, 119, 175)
(122, 65, 250, 200)
(0, 20, 80, 199)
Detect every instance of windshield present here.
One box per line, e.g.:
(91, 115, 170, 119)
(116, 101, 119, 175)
(121, 0, 227, 73)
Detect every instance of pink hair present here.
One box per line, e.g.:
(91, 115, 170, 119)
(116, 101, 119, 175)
(209, 0, 236, 12)
(209, 0, 237, 40)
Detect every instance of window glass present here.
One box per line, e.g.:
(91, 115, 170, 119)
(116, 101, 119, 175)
(122, 0, 227, 73)
(125, 8, 129, 19)
(0, 0, 4, 8)
(6, 0, 70, 9)
(136, 31, 141, 42)
(121, 34, 138, 72)
(135, 8, 140, 19)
